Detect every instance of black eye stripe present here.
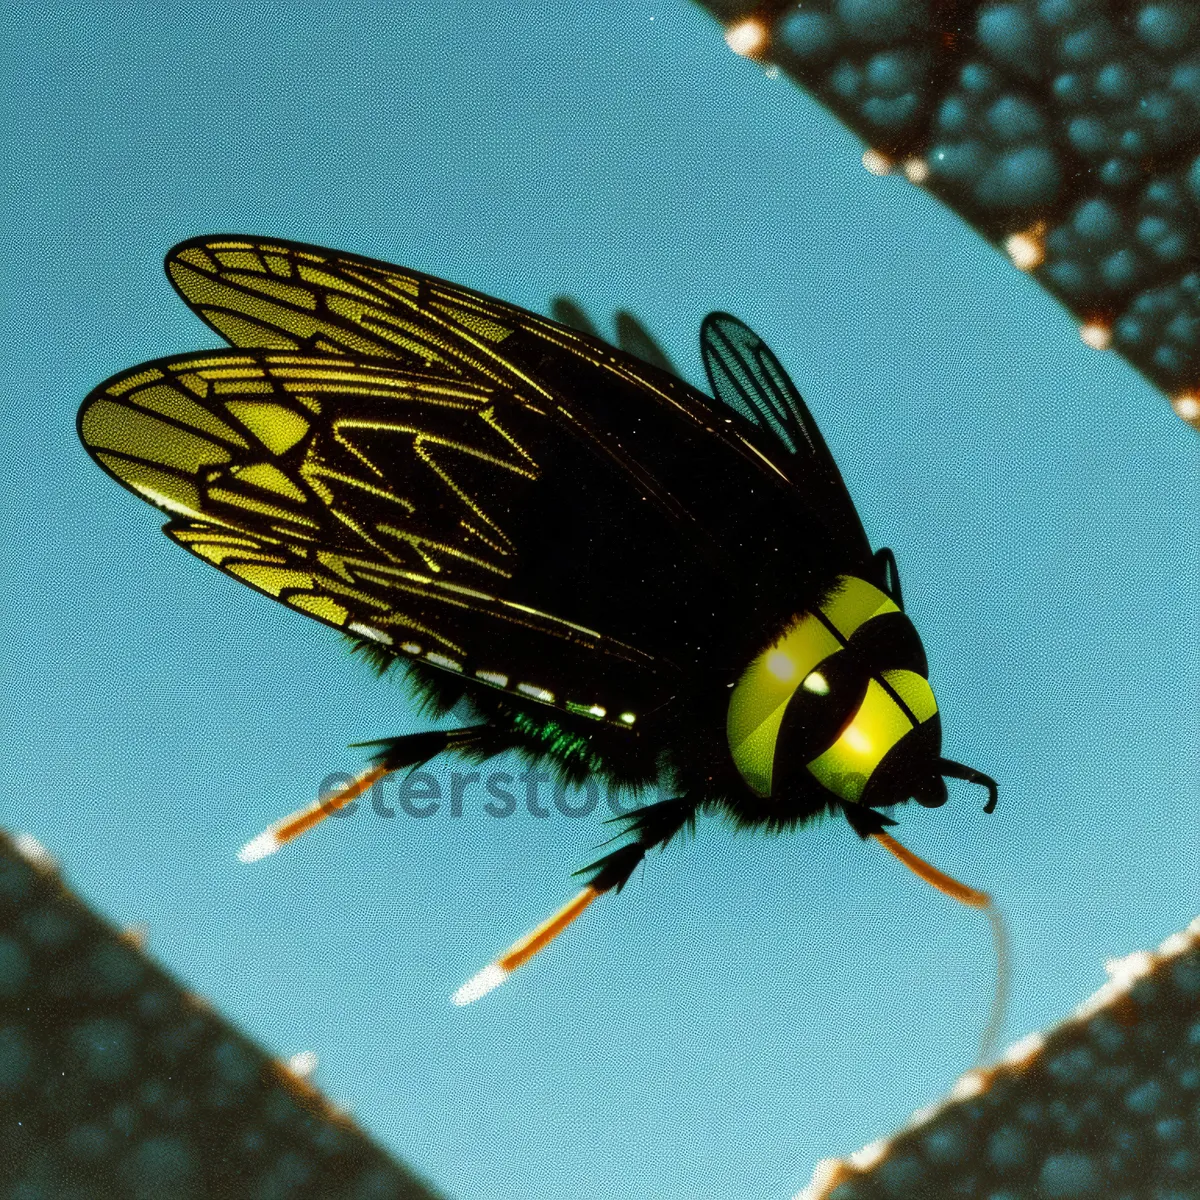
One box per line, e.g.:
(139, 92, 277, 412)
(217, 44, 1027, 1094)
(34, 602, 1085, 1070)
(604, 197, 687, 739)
(774, 669, 868, 781)
(811, 606, 919, 651)
(844, 612, 929, 676)
(779, 652, 869, 743)
(810, 606, 847, 646)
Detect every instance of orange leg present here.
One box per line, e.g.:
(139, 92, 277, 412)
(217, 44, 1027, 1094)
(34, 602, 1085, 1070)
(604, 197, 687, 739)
(237, 764, 392, 863)
(453, 886, 604, 1005)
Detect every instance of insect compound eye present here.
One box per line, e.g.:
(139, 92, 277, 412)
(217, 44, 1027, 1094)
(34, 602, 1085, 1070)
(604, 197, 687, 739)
(788, 652, 867, 733)
(857, 715, 943, 810)
(819, 574, 899, 639)
(772, 651, 871, 786)
(727, 611, 848, 798)
(765, 650, 799, 681)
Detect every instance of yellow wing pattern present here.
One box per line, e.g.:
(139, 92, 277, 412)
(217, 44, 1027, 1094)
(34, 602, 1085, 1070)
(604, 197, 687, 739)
(79, 350, 663, 726)
(164, 236, 799, 493)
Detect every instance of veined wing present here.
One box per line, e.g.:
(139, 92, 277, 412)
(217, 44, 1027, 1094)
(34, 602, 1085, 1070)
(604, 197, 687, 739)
(162, 236, 824, 535)
(77, 349, 676, 726)
(700, 312, 868, 560)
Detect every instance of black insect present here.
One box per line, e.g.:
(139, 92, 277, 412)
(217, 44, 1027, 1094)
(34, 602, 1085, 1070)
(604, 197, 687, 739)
(79, 236, 1002, 1023)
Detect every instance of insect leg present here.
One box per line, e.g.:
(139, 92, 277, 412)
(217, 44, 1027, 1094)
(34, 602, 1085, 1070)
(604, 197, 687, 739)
(580, 794, 701, 891)
(841, 802, 898, 839)
(451, 795, 700, 1005)
(237, 727, 490, 863)
(452, 887, 604, 1006)
(871, 831, 989, 908)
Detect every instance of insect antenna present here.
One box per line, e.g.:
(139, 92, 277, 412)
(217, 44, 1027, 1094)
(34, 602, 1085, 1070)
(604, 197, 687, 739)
(237, 728, 488, 863)
(936, 758, 999, 813)
(871, 831, 1010, 1066)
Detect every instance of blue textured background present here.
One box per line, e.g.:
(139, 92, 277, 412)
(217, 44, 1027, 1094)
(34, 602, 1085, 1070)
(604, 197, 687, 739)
(1, 2, 1196, 1198)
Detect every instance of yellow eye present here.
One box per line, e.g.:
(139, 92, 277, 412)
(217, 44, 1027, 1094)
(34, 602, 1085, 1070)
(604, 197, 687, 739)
(802, 670, 830, 696)
(765, 651, 796, 681)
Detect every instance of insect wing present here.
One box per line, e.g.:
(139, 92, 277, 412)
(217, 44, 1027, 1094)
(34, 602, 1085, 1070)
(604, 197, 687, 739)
(700, 312, 868, 558)
(77, 350, 673, 725)
(165, 238, 802, 491)
(163, 238, 855, 589)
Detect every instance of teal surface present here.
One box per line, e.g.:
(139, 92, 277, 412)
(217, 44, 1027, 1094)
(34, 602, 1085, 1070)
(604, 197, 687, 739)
(1, 3, 1197, 1199)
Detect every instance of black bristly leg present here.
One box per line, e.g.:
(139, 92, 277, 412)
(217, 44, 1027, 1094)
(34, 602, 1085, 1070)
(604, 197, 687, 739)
(352, 726, 496, 774)
(842, 802, 900, 840)
(576, 794, 701, 894)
